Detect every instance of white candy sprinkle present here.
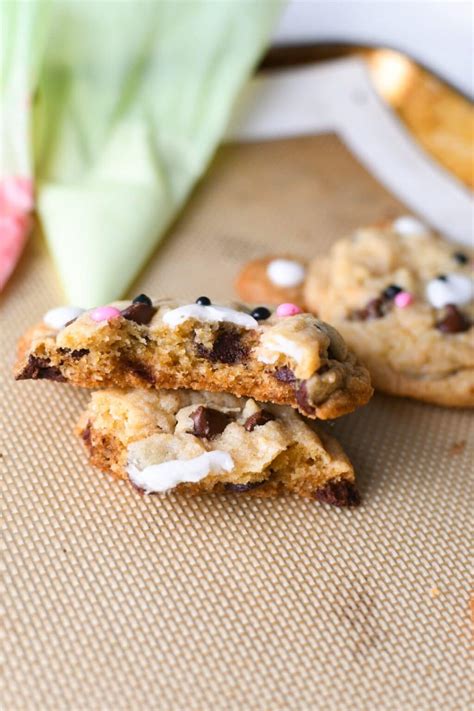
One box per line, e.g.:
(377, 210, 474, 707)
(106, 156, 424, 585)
(43, 306, 85, 330)
(425, 273, 474, 309)
(267, 259, 306, 288)
(393, 216, 429, 236)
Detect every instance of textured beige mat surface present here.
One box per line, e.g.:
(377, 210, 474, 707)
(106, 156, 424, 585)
(2, 136, 472, 710)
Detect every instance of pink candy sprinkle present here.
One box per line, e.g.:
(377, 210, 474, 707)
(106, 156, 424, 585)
(394, 291, 414, 308)
(276, 302, 303, 317)
(90, 306, 122, 322)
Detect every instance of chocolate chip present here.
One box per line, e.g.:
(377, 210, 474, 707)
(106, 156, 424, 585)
(436, 274, 448, 282)
(120, 302, 157, 325)
(190, 406, 232, 439)
(196, 328, 248, 364)
(16, 355, 66, 382)
(314, 479, 360, 507)
(71, 348, 89, 360)
(365, 297, 385, 319)
(436, 304, 471, 334)
(453, 252, 468, 265)
(382, 284, 402, 300)
(244, 409, 275, 432)
(120, 357, 155, 384)
(81, 421, 92, 449)
(133, 294, 152, 306)
(296, 381, 316, 416)
(351, 297, 386, 321)
(196, 296, 211, 306)
(58, 347, 89, 360)
(274, 366, 296, 383)
(251, 306, 271, 321)
(225, 480, 266, 493)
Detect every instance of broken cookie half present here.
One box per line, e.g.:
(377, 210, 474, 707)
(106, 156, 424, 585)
(15, 296, 372, 420)
(77, 388, 360, 506)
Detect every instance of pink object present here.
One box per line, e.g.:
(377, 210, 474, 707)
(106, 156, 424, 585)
(394, 291, 414, 308)
(276, 302, 303, 317)
(90, 306, 122, 322)
(0, 175, 34, 291)
(0, 176, 34, 213)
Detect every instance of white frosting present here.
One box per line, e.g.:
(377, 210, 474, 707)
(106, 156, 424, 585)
(43, 306, 85, 330)
(425, 273, 474, 309)
(267, 259, 306, 288)
(162, 304, 258, 329)
(257, 334, 305, 366)
(127, 450, 234, 494)
(392, 216, 429, 236)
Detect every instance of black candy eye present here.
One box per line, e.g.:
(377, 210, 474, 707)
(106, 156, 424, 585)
(251, 306, 271, 321)
(382, 284, 402, 300)
(133, 294, 152, 306)
(453, 252, 468, 265)
(196, 296, 211, 306)
(437, 274, 448, 282)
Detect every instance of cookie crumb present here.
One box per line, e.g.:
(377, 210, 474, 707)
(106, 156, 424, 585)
(449, 440, 466, 456)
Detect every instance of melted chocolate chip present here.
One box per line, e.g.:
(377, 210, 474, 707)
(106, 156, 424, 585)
(196, 328, 248, 364)
(57, 347, 89, 360)
(120, 357, 156, 384)
(120, 302, 157, 325)
(71, 348, 90, 360)
(225, 480, 266, 493)
(436, 304, 471, 334)
(295, 382, 316, 416)
(314, 479, 360, 507)
(16, 355, 66, 382)
(351, 297, 386, 321)
(274, 366, 296, 383)
(244, 409, 275, 432)
(365, 297, 386, 319)
(133, 294, 152, 306)
(190, 406, 232, 439)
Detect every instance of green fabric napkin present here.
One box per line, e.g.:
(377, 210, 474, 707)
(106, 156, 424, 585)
(2, 0, 281, 307)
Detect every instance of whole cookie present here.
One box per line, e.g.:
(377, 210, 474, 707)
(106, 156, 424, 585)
(235, 218, 474, 408)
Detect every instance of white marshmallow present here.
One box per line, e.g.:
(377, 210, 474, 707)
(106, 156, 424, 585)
(127, 450, 234, 494)
(267, 259, 306, 288)
(162, 304, 257, 330)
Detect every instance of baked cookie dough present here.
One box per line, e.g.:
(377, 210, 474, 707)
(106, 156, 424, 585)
(235, 218, 474, 407)
(15, 296, 372, 420)
(77, 388, 359, 506)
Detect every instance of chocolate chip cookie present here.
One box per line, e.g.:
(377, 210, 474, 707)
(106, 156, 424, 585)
(15, 296, 372, 420)
(77, 388, 359, 505)
(235, 218, 474, 407)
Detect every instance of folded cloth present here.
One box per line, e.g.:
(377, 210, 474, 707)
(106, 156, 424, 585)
(1, 1, 280, 305)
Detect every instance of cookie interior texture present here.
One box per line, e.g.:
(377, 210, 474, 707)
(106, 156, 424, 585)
(304, 224, 473, 407)
(15, 298, 372, 420)
(76, 389, 359, 505)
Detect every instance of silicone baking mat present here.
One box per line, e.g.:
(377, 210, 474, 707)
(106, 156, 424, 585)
(2, 136, 472, 710)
